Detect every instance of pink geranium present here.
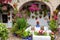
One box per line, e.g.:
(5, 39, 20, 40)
(29, 4, 40, 12)
(16, 13, 22, 18)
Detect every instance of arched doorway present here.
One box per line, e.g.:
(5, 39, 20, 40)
(0, 3, 14, 28)
(19, 1, 51, 26)
(19, 1, 50, 19)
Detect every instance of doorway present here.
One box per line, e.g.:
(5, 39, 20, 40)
(2, 14, 8, 23)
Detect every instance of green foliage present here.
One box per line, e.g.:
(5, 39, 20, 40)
(11, 18, 28, 37)
(0, 20, 2, 23)
(49, 34, 54, 40)
(0, 23, 8, 40)
(11, 23, 18, 33)
(22, 31, 30, 37)
(0, 4, 2, 13)
(15, 30, 31, 37)
(34, 32, 47, 36)
(35, 11, 38, 15)
(26, 10, 31, 17)
(49, 20, 58, 32)
(14, 7, 18, 15)
(16, 18, 27, 30)
(34, 32, 38, 35)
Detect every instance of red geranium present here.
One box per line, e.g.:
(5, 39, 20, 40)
(39, 30, 44, 35)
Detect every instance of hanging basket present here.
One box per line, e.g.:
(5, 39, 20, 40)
(2, 6, 7, 11)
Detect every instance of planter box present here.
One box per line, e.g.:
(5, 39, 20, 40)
(33, 35, 51, 40)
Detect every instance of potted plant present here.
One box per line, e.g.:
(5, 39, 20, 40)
(0, 23, 8, 40)
(49, 19, 58, 33)
(34, 30, 47, 36)
(11, 18, 28, 37)
(22, 31, 32, 40)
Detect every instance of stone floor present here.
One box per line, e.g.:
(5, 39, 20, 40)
(7, 33, 22, 40)
(7, 28, 22, 40)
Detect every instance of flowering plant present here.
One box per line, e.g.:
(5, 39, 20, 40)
(29, 4, 40, 12)
(34, 30, 47, 36)
(2, 6, 7, 11)
(39, 30, 45, 35)
(16, 13, 22, 18)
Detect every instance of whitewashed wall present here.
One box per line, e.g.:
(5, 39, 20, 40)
(8, 0, 60, 19)
(9, 0, 59, 15)
(5, 0, 60, 28)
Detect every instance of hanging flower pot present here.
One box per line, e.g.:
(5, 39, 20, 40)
(16, 13, 22, 18)
(2, 6, 7, 11)
(29, 4, 40, 12)
(0, 0, 5, 3)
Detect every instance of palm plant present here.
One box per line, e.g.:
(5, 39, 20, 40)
(11, 18, 28, 37)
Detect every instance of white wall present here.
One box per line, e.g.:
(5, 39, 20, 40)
(9, 0, 60, 19)
(10, 0, 60, 11)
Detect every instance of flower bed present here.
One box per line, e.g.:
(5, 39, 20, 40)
(34, 30, 47, 36)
